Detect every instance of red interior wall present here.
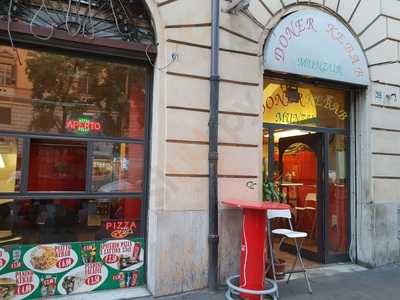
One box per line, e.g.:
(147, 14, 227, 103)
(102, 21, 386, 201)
(283, 150, 317, 184)
(122, 85, 145, 221)
(283, 150, 317, 233)
(28, 140, 86, 191)
(283, 149, 348, 250)
(328, 184, 348, 252)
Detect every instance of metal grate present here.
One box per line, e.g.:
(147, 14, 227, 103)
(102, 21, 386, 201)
(1, 0, 154, 44)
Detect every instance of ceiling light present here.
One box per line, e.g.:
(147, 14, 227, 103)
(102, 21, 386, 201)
(264, 130, 314, 142)
(286, 85, 300, 103)
(0, 154, 5, 169)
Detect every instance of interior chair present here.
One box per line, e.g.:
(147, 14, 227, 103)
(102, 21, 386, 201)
(266, 209, 312, 294)
(304, 193, 317, 240)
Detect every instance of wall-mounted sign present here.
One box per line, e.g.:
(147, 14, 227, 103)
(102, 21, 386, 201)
(65, 117, 102, 134)
(264, 9, 369, 86)
(372, 83, 400, 108)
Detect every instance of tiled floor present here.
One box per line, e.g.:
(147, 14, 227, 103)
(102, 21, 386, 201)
(274, 246, 321, 270)
(271, 238, 322, 270)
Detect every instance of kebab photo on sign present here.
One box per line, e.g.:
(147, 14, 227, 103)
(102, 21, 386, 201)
(0, 277, 16, 300)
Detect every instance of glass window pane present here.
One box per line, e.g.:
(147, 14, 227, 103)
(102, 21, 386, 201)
(0, 63, 15, 87)
(0, 198, 142, 245)
(92, 143, 144, 193)
(0, 45, 146, 139)
(263, 82, 348, 129)
(328, 134, 349, 255)
(28, 139, 87, 192)
(0, 137, 22, 192)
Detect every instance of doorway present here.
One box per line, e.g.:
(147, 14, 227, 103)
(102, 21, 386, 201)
(263, 125, 350, 264)
(279, 133, 323, 262)
(263, 80, 351, 264)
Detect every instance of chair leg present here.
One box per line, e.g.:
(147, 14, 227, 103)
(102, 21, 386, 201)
(286, 245, 299, 283)
(305, 210, 313, 240)
(267, 230, 279, 298)
(278, 237, 286, 250)
(294, 238, 312, 294)
(310, 212, 317, 240)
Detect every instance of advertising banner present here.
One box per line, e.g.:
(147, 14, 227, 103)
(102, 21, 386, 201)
(0, 238, 145, 299)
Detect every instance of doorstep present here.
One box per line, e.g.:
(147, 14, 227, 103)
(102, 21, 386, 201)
(284, 262, 367, 281)
(49, 287, 151, 300)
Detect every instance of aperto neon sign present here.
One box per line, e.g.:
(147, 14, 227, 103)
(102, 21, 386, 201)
(65, 117, 102, 134)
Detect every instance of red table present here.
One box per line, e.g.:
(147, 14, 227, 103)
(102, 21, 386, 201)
(223, 199, 290, 300)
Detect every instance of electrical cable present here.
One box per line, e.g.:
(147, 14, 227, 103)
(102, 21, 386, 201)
(82, 0, 95, 39)
(8, 0, 157, 67)
(145, 43, 177, 71)
(7, 0, 22, 66)
(109, 0, 129, 36)
(66, 0, 82, 36)
(30, 0, 55, 40)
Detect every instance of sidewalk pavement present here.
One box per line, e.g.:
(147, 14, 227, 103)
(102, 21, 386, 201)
(138, 263, 400, 300)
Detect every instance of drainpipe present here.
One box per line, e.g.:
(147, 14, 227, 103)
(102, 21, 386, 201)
(208, 0, 220, 291)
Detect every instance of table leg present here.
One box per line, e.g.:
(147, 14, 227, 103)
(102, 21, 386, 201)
(239, 208, 267, 300)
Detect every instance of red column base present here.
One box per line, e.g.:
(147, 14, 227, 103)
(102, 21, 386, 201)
(239, 208, 267, 300)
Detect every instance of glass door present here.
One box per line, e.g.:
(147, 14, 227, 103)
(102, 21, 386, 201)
(278, 132, 324, 262)
(263, 127, 350, 263)
(325, 133, 349, 262)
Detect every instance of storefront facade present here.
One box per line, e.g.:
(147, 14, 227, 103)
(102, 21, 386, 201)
(1, 0, 400, 299)
(0, 0, 154, 298)
(261, 8, 370, 264)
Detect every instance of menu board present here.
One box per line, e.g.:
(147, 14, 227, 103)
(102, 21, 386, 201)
(0, 238, 145, 299)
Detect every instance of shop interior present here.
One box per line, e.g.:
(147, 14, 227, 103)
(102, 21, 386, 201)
(263, 81, 349, 268)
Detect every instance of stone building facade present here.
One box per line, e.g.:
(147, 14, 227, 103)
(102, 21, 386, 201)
(145, 0, 400, 297)
(0, 0, 399, 298)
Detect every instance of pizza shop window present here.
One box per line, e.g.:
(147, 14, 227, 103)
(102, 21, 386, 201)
(0, 136, 22, 193)
(0, 45, 147, 140)
(0, 45, 150, 248)
(0, 198, 143, 245)
(92, 142, 144, 193)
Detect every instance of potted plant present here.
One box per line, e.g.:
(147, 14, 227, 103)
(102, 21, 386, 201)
(263, 177, 287, 280)
(263, 180, 282, 202)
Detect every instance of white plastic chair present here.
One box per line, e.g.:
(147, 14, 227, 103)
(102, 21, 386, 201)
(266, 209, 312, 294)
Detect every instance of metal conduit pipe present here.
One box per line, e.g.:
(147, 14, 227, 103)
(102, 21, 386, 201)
(208, 0, 220, 291)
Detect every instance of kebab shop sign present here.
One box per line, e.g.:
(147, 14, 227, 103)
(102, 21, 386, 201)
(264, 9, 369, 86)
